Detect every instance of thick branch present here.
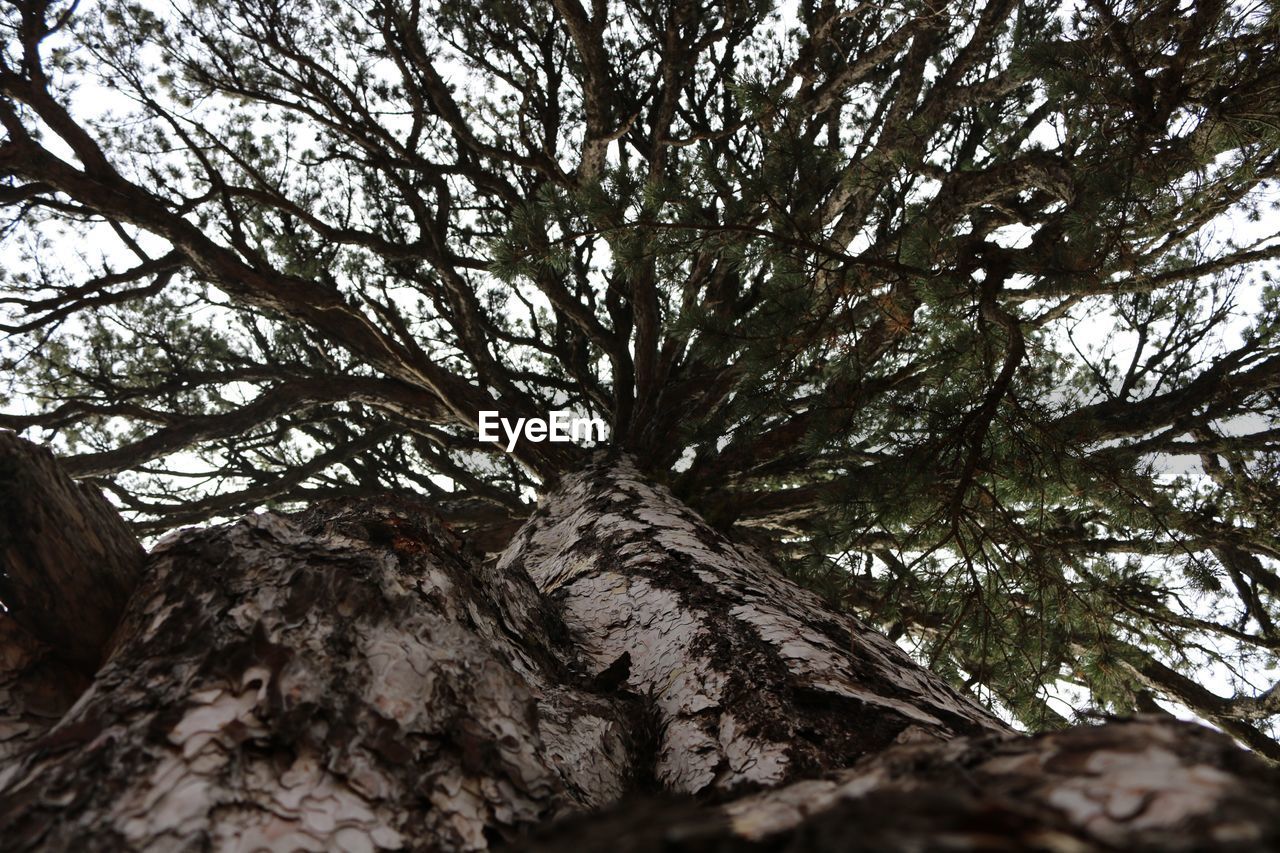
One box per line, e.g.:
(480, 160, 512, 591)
(0, 431, 143, 668)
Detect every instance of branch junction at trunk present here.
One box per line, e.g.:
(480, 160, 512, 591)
(2, 437, 1278, 851)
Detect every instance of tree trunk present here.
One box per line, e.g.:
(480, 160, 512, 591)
(0, 495, 637, 851)
(2, 444, 1278, 851)
(499, 457, 1009, 793)
(0, 431, 143, 669)
(0, 616, 91, 765)
(519, 717, 1280, 852)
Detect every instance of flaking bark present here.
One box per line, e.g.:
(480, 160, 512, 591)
(499, 456, 1010, 795)
(519, 718, 1280, 851)
(3, 450, 1279, 851)
(0, 496, 635, 851)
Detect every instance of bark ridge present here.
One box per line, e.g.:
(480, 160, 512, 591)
(499, 457, 1009, 794)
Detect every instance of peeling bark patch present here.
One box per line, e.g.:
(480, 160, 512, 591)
(500, 457, 1009, 796)
(5, 467, 1279, 851)
(519, 720, 1280, 852)
(740, 718, 1280, 851)
(0, 501, 635, 851)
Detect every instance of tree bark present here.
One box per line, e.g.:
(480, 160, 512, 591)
(0, 430, 144, 669)
(498, 457, 1009, 794)
(519, 717, 1280, 852)
(0, 615, 90, 765)
(0, 496, 636, 851)
(2, 448, 1278, 851)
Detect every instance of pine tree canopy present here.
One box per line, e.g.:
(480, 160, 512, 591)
(3, 0, 1280, 751)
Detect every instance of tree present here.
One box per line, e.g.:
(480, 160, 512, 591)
(2, 0, 1280, 847)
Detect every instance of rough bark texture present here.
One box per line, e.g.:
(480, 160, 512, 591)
(519, 718, 1280, 851)
(0, 430, 144, 668)
(2, 447, 1279, 851)
(0, 615, 90, 764)
(499, 457, 1009, 794)
(0, 497, 635, 851)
